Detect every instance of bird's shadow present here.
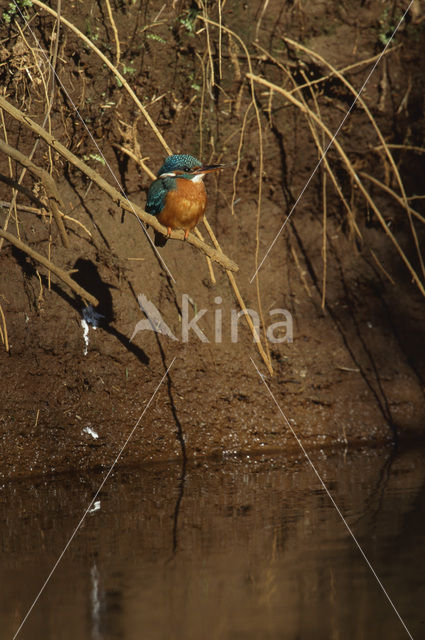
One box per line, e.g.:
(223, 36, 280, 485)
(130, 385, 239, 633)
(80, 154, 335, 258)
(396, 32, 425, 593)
(12, 250, 149, 365)
(73, 258, 150, 365)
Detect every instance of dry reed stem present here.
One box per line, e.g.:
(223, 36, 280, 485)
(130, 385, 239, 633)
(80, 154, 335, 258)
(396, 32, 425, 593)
(31, 0, 172, 156)
(198, 0, 215, 91)
(255, 0, 270, 41)
(202, 217, 273, 376)
(0, 139, 69, 247)
(0, 13, 61, 250)
(262, 42, 359, 236)
(246, 72, 425, 299)
(0, 229, 98, 306)
(256, 42, 357, 304)
(370, 249, 396, 286)
(194, 227, 216, 284)
(282, 36, 425, 280)
(0, 95, 238, 271)
(359, 171, 425, 226)
(321, 171, 328, 308)
(0, 201, 92, 237)
(0, 103, 19, 242)
(296, 63, 348, 305)
(195, 51, 207, 159)
(105, 0, 121, 67)
(218, 0, 223, 80)
(112, 143, 155, 179)
(288, 45, 401, 96)
(231, 100, 252, 216)
(374, 143, 425, 155)
(290, 245, 312, 297)
(0, 303, 9, 352)
(201, 15, 273, 371)
(300, 67, 329, 306)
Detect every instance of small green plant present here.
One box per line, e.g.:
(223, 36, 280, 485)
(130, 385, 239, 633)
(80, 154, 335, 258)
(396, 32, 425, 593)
(85, 17, 100, 42)
(179, 8, 199, 35)
(116, 63, 136, 87)
(378, 7, 402, 46)
(122, 63, 136, 75)
(83, 153, 106, 166)
(146, 33, 166, 44)
(2, 0, 33, 24)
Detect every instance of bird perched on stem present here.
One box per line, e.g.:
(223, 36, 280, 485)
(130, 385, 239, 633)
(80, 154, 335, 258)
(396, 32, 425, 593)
(146, 154, 228, 247)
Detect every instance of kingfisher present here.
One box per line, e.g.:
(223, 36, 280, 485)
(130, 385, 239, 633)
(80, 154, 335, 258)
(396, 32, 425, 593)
(146, 154, 227, 247)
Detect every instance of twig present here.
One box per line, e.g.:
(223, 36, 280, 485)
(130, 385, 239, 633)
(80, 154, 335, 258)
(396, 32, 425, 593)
(194, 227, 216, 284)
(195, 50, 207, 159)
(370, 249, 396, 286)
(112, 143, 155, 179)
(0, 229, 98, 306)
(0, 139, 69, 247)
(287, 45, 402, 96)
(373, 143, 425, 155)
(290, 245, 312, 297)
(105, 0, 121, 67)
(359, 171, 425, 226)
(0, 102, 19, 241)
(255, 0, 270, 41)
(202, 217, 273, 375)
(0, 200, 92, 237)
(0, 303, 9, 352)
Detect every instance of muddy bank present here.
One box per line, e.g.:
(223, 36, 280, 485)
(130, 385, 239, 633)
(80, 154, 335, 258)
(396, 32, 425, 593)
(1, 1, 425, 478)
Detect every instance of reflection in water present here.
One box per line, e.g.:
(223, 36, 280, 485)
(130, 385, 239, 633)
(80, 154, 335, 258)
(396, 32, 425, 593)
(1, 445, 424, 639)
(90, 562, 101, 640)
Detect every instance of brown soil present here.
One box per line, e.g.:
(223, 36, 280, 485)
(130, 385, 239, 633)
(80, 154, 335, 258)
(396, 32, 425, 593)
(1, 0, 425, 479)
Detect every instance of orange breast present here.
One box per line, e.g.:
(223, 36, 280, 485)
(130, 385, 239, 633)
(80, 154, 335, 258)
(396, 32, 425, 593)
(158, 178, 207, 232)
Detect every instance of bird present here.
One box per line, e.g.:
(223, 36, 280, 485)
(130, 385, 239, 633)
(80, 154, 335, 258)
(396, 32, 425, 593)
(146, 154, 227, 247)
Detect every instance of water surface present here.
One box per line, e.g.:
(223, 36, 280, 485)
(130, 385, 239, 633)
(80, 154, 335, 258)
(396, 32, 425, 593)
(1, 445, 424, 639)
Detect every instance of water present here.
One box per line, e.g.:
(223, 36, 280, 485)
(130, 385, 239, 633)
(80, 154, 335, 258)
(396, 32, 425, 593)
(1, 445, 424, 639)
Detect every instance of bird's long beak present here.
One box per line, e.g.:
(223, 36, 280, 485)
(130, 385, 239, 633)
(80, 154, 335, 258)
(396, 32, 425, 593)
(194, 161, 235, 175)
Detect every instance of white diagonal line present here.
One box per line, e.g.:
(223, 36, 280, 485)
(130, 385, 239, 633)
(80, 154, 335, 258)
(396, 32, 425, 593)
(250, 357, 413, 640)
(250, 1, 414, 283)
(12, 357, 176, 640)
(13, 2, 176, 282)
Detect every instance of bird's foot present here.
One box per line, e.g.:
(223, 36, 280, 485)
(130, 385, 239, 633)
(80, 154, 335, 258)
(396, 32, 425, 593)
(184, 229, 189, 240)
(167, 226, 172, 238)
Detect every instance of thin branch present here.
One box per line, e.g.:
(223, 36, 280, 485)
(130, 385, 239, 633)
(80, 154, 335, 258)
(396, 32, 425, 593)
(0, 229, 98, 306)
(0, 138, 69, 247)
(0, 200, 92, 237)
(202, 217, 273, 376)
(105, 0, 121, 67)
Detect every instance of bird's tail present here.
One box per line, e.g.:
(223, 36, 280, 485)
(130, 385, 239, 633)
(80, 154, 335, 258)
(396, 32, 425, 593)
(154, 230, 168, 247)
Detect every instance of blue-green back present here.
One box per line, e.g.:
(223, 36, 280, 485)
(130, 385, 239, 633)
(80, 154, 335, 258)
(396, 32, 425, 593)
(146, 176, 177, 216)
